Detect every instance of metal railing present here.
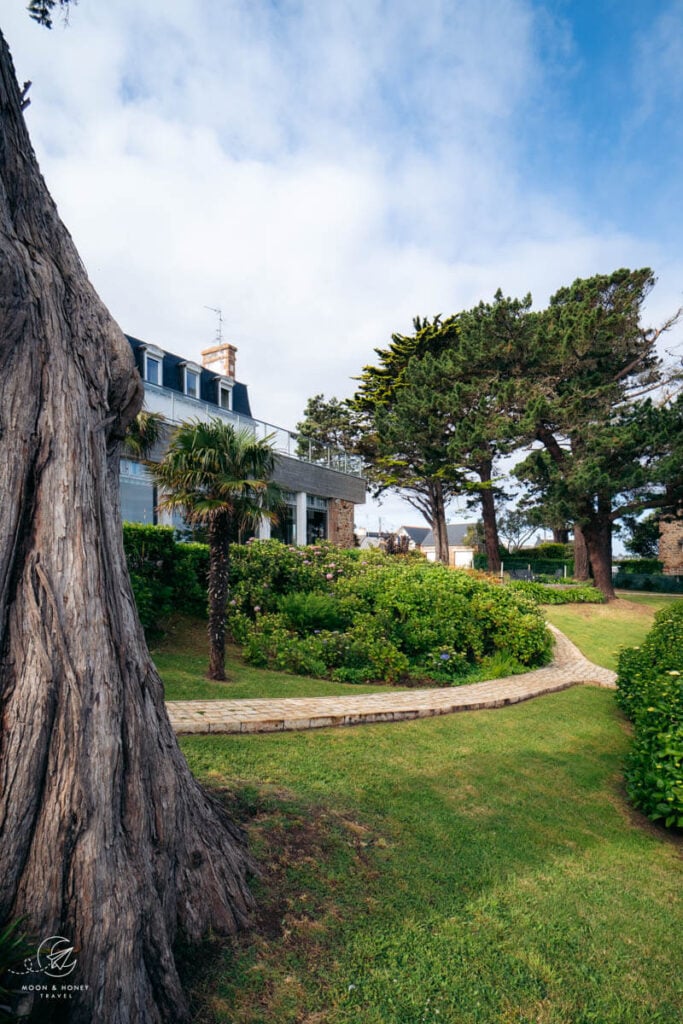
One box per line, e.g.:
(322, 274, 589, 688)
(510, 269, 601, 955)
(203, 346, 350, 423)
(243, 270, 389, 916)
(142, 383, 364, 477)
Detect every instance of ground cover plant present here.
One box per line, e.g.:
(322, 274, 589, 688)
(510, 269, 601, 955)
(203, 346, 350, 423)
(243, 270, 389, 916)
(616, 604, 683, 828)
(179, 687, 683, 1023)
(225, 541, 552, 684)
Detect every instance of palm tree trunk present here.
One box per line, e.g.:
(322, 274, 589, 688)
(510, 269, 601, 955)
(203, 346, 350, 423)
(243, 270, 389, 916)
(207, 514, 231, 680)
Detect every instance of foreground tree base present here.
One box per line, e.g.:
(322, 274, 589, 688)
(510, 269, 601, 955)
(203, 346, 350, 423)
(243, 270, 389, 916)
(0, 29, 254, 1023)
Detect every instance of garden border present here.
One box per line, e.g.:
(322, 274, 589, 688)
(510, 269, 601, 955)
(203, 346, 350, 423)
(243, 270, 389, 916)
(167, 626, 616, 735)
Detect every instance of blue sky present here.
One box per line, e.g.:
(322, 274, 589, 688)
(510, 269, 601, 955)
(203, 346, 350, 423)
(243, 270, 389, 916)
(4, 0, 682, 531)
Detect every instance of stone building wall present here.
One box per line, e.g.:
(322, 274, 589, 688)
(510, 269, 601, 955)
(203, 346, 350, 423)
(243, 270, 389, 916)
(328, 498, 356, 548)
(659, 515, 683, 575)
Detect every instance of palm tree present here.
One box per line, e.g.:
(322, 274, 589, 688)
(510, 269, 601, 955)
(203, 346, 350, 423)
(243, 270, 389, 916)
(152, 419, 281, 680)
(123, 410, 166, 460)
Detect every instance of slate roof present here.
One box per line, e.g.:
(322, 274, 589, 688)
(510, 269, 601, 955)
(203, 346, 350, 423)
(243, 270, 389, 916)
(420, 523, 474, 548)
(398, 525, 430, 546)
(126, 334, 253, 418)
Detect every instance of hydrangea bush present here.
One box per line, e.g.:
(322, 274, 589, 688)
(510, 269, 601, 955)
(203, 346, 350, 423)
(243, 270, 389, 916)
(227, 540, 552, 685)
(616, 604, 683, 828)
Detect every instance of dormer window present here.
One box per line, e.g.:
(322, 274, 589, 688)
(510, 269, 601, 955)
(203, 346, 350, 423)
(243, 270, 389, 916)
(180, 361, 202, 400)
(142, 344, 164, 385)
(218, 379, 233, 411)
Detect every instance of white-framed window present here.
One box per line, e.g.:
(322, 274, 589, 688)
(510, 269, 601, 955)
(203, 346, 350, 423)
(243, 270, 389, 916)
(218, 379, 233, 411)
(180, 361, 202, 400)
(142, 345, 164, 386)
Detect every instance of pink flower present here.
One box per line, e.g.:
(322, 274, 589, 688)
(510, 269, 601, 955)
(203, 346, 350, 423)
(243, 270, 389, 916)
(326, 573, 334, 580)
(254, 605, 261, 612)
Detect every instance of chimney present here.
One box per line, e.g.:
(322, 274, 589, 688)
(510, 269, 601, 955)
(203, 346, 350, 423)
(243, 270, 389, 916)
(200, 342, 237, 379)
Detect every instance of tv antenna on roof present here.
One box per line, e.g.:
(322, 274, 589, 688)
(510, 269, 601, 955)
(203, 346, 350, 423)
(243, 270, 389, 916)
(204, 305, 224, 345)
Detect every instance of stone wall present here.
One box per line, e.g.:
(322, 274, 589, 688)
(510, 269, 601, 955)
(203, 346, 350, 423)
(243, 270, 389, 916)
(328, 498, 356, 548)
(659, 515, 683, 575)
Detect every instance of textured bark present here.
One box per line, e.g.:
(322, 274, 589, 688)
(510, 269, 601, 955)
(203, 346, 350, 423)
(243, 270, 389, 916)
(430, 479, 449, 564)
(0, 30, 253, 1023)
(582, 500, 616, 600)
(207, 514, 231, 680)
(476, 459, 501, 574)
(573, 524, 589, 581)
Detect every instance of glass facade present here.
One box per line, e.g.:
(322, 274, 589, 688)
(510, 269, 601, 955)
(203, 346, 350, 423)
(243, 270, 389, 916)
(120, 460, 156, 523)
(218, 383, 232, 410)
(146, 355, 161, 385)
(271, 491, 297, 544)
(185, 369, 200, 399)
(306, 494, 328, 543)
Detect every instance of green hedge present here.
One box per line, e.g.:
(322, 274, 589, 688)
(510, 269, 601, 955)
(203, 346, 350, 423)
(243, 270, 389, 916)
(122, 523, 209, 633)
(507, 581, 605, 605)
(614, 559, 663, 575)
(614, 573, 683, 594)
(616, 604, 683, 828)
(227, 540, 552, 684)
(475, 554, 575, 576)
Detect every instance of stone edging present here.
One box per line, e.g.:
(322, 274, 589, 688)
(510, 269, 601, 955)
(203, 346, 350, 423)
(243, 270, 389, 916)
(166, 625, 617, 736)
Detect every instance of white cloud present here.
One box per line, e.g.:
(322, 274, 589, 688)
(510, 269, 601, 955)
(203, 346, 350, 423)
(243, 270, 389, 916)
(3, 0, 681, 530)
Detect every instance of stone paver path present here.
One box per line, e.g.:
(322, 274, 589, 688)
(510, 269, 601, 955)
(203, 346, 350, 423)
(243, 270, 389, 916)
(166, 626, 617, 736)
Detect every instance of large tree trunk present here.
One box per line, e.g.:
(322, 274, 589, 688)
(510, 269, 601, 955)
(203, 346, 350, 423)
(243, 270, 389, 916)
(429, 479, 450, 564)
(477, 459, 501, 574)
(573, 523, 589, 580)
(207, 514, 231, 680)
(582, 503, 616, 600)
(0, 30, 253, 1023)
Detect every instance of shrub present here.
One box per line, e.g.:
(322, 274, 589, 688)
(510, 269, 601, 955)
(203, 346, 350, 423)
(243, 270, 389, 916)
(616, 604, 683, 828)
(235, 545, 552, 684)
(122, 524, 209, 632)
(535, 542, 572, 560)
(173, 543, 209, 616)
(613, 573, 683, 594)
(507, 581, 605, 604)
(0, 918, 35, 1020)
(278, 591, 354, 634)
(614, 558, 663, 575)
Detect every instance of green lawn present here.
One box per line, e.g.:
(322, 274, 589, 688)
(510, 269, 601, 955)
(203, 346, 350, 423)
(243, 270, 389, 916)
(181, 687, 683, 1023)
(544, 593, 681, 671)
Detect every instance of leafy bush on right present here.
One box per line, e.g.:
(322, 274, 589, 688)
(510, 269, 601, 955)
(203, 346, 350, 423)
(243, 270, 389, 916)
(616, 604, 683, 828)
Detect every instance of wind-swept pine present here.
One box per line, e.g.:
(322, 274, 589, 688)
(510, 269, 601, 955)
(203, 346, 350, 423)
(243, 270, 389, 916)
(153, 420, 281, 679)
(515, 268, 683, 599)
(353, 297, 531, 568)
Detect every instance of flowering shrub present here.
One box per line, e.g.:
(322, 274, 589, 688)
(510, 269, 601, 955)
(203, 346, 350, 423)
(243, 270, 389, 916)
(616, 604, 683, 828)
(229, 541, 551, 685)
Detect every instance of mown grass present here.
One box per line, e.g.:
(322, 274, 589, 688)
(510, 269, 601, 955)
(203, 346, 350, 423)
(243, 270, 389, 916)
(180, 687, 683, 1024)
(544, 593, 681, 671)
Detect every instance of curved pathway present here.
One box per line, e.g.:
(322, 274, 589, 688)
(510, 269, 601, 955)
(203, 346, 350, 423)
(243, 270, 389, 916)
(167, 626, 617, 736)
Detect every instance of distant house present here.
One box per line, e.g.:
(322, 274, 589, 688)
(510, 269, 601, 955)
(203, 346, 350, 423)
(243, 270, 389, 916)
(357, 530, 390, 550)
(396, 525, 430, 550)
(122, 336, 365, 547)
(419, 523, 475, 567)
